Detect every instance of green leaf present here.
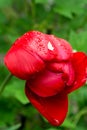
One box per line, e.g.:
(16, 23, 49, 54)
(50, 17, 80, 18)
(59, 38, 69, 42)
(73, 107, 87, 125)
(2, 77, 29, 104)
(0, 0, 13, 8)
(74, 126, 87, 130)
(4, 124, 21, 130)
(0, 12, 6, 23)
(61, 118, 76, 128)
(46, 128, 59, 130)
(54, 6, 73, 19)
(35, 0, 48, 4)
(69, 30, 87, 52)
(0, 97, 21, 127)
(54, 0, 87, 18)
(6, 34, 19, 43)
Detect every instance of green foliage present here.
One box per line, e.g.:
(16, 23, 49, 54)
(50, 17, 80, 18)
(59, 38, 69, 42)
(2, 77, 29, 104)
(5, 124, 21, 130)
(0, 0, 87, 129)
(61, 118, 76, 128)
(0, 0, 13, 8)
(69, 30, 87, 52)
(54, 0, 87, 18)
(0, 97, 21, 126)
(35, 0, 48, 4)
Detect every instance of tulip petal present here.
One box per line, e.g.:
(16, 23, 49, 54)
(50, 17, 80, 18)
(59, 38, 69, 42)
(28, 31, 72, 61)
(47, 62, 75, 86)
(4, 48, 45, 80)
(26, 70, 65, 97)
(65, 52, 87, 93)
(25, 86, 68, 126)
(47, 35, 72, 61)
(23, 31, 57, 61)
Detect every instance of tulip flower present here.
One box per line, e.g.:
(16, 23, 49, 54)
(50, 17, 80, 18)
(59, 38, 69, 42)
(4, 31, 87, 126)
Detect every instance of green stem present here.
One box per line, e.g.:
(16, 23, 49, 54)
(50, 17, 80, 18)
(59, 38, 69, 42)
(73, 107, 87, 125)
(0, 73, 13, 95)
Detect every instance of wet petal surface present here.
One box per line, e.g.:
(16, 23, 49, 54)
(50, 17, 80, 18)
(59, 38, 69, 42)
(26, 70, 65, 97)
(25, 86, 68, 126)
(65, 52, 87, 93)
(4, 48, 45, 80)
(47, 35, 72, 61)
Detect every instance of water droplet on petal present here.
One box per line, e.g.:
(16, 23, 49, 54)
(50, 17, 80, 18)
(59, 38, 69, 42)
(52, 118, 60, 125)
(48, 42, 54, 51)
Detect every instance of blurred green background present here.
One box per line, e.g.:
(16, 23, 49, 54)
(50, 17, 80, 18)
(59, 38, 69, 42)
(0, 0, 87, 130)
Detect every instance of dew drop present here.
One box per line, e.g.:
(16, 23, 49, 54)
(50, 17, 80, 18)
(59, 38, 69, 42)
(48, 42, 54, 50)
(52, 119, 59, 125)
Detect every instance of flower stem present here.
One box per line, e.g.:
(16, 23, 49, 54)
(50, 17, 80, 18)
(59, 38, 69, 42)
(0, 73, 13, 95)
(73, 107, 87, 125)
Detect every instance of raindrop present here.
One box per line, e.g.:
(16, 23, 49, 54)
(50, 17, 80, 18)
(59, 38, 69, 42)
(48, 42, 54, 50)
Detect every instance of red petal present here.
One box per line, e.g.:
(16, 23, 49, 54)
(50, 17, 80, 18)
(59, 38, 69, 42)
(22, 31, 57, 61)
(65, 52, 87, 93)
(25, 86, 68, 126)
(26, 70, 65, 97)
(47, 35, 72, 61)
(4, 31, 73, 80)
(11, 31, 72, 62)
(47, 62, 75, 86)
(4, 47, 45, 80)
(28, 31, 72, 61)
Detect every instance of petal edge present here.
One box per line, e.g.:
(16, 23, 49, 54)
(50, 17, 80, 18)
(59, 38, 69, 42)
(65, 52, 87, 94)
(25, 86, 68, 126)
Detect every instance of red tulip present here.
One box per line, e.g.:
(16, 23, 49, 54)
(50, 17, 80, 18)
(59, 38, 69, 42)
(4, 31, 87, 126)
